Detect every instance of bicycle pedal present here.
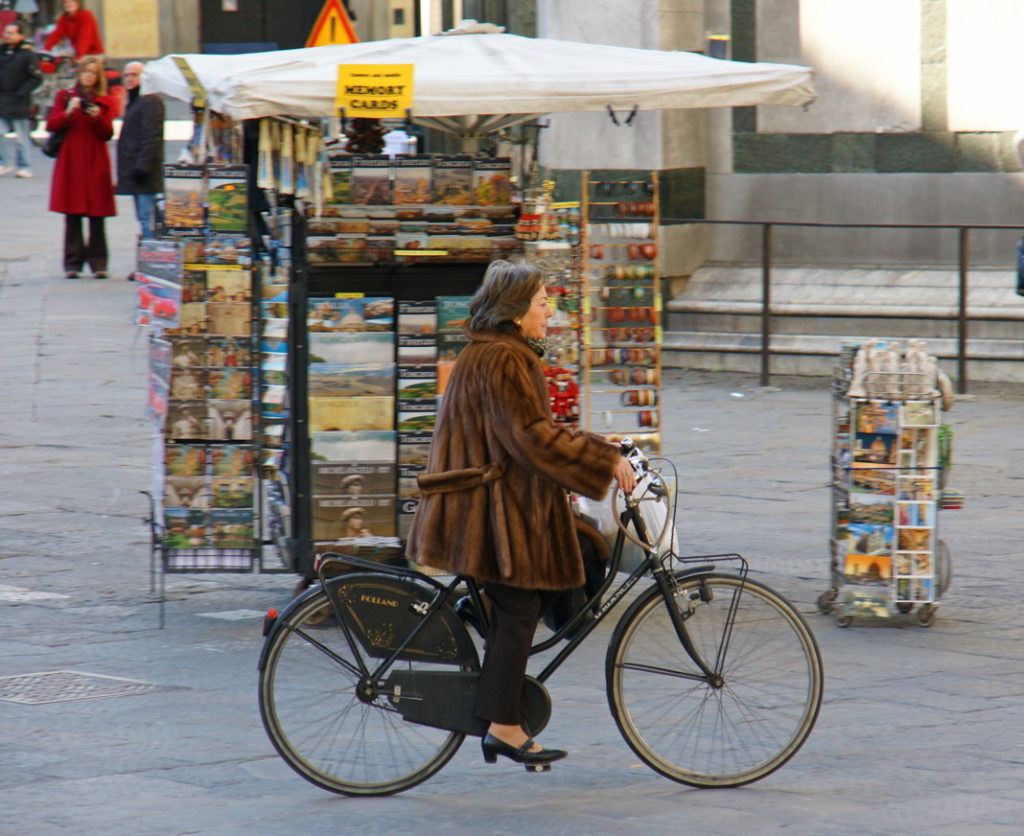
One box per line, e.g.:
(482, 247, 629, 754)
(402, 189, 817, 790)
(524, 763, 551, 773)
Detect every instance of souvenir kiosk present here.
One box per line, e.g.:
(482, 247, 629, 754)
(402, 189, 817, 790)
(139, 28, 816, 586)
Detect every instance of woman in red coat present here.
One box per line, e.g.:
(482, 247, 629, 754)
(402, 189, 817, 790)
(43, 0, 104, 59)
(47, 54, 116, 278)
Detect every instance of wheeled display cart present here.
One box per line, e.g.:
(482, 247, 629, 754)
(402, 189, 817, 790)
(818, 341, 963, 627)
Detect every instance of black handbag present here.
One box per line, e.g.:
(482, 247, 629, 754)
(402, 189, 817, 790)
(42, 130, 65, 159)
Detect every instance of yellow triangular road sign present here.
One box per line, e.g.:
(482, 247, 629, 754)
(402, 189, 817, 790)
(306, 0, 358, 47)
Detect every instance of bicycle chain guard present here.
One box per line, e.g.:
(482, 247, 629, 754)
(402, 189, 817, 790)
(322, 573, 479, 666)
(386, 671, 551, 738)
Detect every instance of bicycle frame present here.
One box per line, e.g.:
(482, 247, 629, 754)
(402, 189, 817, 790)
(288, 489, 750, 696)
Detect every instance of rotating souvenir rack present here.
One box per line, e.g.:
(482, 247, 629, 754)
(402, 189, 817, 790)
(580, 171, 662, 452)
(818, 341, 964, 627)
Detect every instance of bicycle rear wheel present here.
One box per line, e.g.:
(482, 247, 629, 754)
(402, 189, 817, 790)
(607, 574, 823, 788)
(259, 588, 465, 796)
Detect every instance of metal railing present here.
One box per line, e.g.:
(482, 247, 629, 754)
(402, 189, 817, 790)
(662, 219, 1024, 393)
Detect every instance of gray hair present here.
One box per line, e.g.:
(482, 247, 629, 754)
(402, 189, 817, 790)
(468, 260, 543, 335)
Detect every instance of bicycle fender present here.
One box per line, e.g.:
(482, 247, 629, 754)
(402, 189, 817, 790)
(257, 584, 329, 671)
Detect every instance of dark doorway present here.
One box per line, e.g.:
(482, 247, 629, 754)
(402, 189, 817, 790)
(199, 0, 343, 53)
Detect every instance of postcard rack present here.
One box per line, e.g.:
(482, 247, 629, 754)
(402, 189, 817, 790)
(580, 171, 662, 452)
(818, 346, 963, 627)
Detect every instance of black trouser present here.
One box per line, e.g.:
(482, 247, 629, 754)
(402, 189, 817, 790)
(473, 582, 542, 726)
(63, 214, 108, 273)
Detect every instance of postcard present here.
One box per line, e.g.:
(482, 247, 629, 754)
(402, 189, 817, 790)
(855, 401, 899, 435)
(843, 551, 892, 584)
(166, 401, 208, 440)
(211, 475, 254, 508)
(902, 401, 938, 427)
(210, 444, 254, 477)
(351, 155, 393, 205)
(162, 163, 206, 232)
(163, 508, 209, 549)
(308, 362, 395, 397)
(432, 157, 473, 205)
(170, 364, 206, 399)
(397, 374, 437, 400)
(307, 297, 394, 332)
(210, 508, 255, 548)
(207, 163, 249, 233)
(397, 299, 437, 335)
(207, 302, 251, 337)
(313, 461, 396, 495)
(170, 337, 206, 369)
(309, 331, 394, 364)
(473, 157, 512, 205)
(897, 527, 931, 551)
(313, 495, 397, 540)
(898, 474, 935, 501)
(853, 432, 897, 466)
(206, 269, 252, 303)
(207, 336, 252, 367)
(398, 439, 431, 468)
(847, 522, 894, 556)
(436, 296, 472, 331)
(208, 368, 252, 399)
(208, 399, 253, 441)
(308, 396, 394, 433)
(165, 443, 207, 477)
(397, 334, 437, 365)
(848, 493, 894, 525)
(393, 156, 433, 204)
(311, 430, 396, 463)
(165, 475, 208, 509)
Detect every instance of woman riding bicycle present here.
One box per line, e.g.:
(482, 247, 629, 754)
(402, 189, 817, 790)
(407, 259, 636, 768)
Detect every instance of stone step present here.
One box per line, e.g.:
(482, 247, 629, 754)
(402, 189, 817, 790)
(662, 266, 1024, 382)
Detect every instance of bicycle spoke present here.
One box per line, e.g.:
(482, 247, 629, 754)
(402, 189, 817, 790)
(258, 588, 466, 795)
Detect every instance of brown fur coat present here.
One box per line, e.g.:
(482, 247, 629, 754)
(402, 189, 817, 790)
(406, 329, 620, 590)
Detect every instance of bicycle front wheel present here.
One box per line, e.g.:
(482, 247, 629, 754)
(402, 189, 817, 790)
(259, 588, 465, 796)
(607, 574, 823, 788)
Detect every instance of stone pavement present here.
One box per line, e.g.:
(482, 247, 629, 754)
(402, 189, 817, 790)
(2, 146, 1024, 836)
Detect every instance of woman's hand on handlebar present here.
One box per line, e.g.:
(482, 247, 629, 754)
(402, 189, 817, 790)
(613, 455, 637, 494)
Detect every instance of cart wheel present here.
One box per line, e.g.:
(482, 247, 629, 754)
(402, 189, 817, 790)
(895, 602, 913, 615)
(836, 614, 853, 628)
(817, 588, 838, 614)
(916, 605, 936, 627)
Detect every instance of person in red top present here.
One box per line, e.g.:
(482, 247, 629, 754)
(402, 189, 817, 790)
(44, 0, 104, 59)
(46, 54, 116, 278)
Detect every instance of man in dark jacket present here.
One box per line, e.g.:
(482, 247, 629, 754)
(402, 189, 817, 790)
(115, 61, 164, 240)
(0, 21, 41, 178)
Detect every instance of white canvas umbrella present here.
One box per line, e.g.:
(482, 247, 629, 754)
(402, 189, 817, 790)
(144, 27, 814, 136)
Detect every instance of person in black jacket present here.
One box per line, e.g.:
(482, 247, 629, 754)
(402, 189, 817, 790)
(115, 61, 164, 241)
(0, 21, 41, 178)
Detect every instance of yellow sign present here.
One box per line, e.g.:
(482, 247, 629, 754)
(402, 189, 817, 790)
(335, 64, 414, 117)
(306, 0, 358, 47)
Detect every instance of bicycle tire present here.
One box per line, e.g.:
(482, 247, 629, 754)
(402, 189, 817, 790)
(259, 587, 466, 796)
(606, 573, 823, 788)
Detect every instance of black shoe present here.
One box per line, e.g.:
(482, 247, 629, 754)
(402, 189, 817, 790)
(454, 595, 487, 639)
(93, 271, 108, 279)
(65, 271, 79, 279)
(481, 733, 567, 772)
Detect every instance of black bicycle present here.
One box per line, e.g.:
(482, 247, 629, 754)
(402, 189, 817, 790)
(257, 441, 824, 795)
